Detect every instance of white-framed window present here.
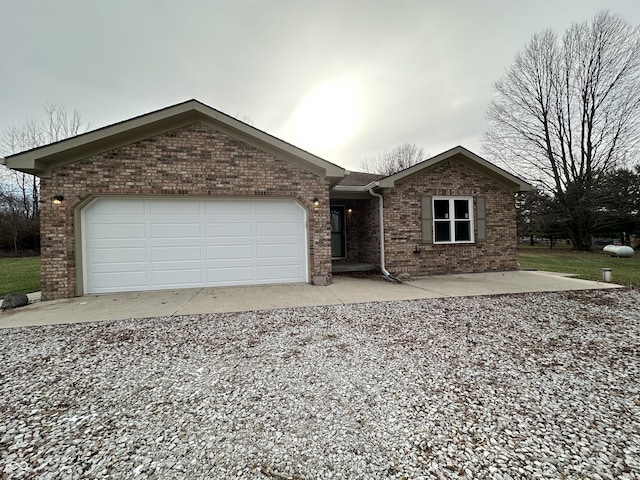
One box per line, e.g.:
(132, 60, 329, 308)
(432, 196, 474, 243)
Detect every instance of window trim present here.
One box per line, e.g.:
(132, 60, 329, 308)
(432, 196, 475, 244)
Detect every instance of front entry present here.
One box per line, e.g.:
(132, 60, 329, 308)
(330, 206, 346, 258)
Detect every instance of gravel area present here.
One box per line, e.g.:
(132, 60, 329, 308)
(1, 289, 639, 479)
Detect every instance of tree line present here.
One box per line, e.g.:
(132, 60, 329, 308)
(517, 166, 640, 247)
(0, 104, 86, 254)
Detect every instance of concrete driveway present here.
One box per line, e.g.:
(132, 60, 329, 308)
(0, 270, 622, 329)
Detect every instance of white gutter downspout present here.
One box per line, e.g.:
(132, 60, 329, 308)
(365, 182, 400, 282)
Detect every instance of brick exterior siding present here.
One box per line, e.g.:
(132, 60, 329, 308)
(39, 123, 332, 300)
(381, 157, 518, 275)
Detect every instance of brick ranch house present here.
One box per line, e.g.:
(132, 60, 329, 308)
(2, 100, 531, 301)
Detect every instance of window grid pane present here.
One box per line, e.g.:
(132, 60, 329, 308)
(433, 200, 449, 219)
(434, 221, 450, 242)
(455, 221, 471, 241)
(454, 199, 469, 219)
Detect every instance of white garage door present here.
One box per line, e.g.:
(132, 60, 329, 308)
(81, 197, 308, 294)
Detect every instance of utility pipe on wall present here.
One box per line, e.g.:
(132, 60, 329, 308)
(365, 182, 398, 282)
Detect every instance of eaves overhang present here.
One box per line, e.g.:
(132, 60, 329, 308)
(4, 100, 347, 180)
(330, 184, 372, 199)
(330, 180, 387, 199)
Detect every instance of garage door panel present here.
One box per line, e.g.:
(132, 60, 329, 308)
(149, 200, 201, 215)
(258, 264, 303, 281)
(257, 236, 303, 246)
(206, 244, 253, 260)
(152, 269, 203, 286)
(205, 223, 253, 237)
(152, 246, 202, 262)
(256, 201, 301, 215)
(151, 223, 201, 239)
(205, 201, 252, 215)
(92, 271, 148, 291)
(257, 222, 302, 236)
(206, 258, 257, 269)
(92, 247, 147, 264)
(91, 199, 146, 215)
(257, 244, 301, 258)
(91, 224, 147, 240)
(204, 215, 254, 224)
(90, 239, 148, 249)
(90, 215, 146, 223)
(83, 198, 308, 294)
(205, 239, 255, 247)
(207, 266, 255, 283)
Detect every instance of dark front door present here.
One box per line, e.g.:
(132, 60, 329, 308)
(330, 206, 346, 258)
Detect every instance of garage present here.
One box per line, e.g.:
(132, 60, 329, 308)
(81, 197, 309, 294)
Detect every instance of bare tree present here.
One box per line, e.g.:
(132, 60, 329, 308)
(361, 143, 427, 175)
(0, 185, 38, 252)
(1, 103, 87, 221)
(233, 112, 254, 126)
(483, 11, 640, 251)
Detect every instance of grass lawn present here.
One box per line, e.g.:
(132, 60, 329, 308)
(0, 257, 41, 299)
(518, 244, 640, 288)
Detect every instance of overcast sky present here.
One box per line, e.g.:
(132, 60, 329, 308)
(2, 1, 640, 171)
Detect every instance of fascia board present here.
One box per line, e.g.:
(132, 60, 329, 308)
(331, 185, 368, 193)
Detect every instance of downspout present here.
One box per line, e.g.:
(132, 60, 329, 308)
(365, 182, 400, 283)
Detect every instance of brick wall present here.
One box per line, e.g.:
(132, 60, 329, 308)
(40, 123, 332, 300)
(382, 157, 518, 275)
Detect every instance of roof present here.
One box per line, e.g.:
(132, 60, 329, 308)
(377, 145, 532, 193)
(330, 146, 532, 196)
(336, 171, 385, 186)
(3, 99, 347, 180)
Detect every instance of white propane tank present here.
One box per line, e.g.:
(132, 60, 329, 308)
(603, 245, 635, 257)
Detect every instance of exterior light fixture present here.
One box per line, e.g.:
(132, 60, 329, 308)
(347, 208, 353, 213)
(313, 197, 320, 207)
(52, 195, 64, 205)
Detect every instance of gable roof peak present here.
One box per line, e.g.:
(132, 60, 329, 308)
(4, 99, 346, 180)
(378, 145, 531, 192)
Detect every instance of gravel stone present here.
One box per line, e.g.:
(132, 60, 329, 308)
(0, 289, 639, 479)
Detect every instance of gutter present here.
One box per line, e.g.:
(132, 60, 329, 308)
(331, 184, 369, 193)
(364, 182, 401, 283)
